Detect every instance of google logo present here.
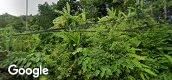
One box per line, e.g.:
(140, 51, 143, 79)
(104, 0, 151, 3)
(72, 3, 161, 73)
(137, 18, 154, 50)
(8, 64, 48, 78)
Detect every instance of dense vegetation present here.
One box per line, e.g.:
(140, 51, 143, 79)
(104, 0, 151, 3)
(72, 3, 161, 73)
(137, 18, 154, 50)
(0, 0, 172, 80)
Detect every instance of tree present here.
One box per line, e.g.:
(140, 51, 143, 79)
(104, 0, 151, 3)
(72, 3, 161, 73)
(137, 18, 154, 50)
(35, 2, 58, 30)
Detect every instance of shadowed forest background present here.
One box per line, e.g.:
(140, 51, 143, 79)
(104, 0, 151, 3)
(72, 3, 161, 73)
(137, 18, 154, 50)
(0, 0, 172, 80)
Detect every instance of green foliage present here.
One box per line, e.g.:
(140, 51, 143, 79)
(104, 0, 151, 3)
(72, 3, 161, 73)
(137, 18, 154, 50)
(53, 3, 86, 30)
(47, 5, 172, 79)
(1, 0, 172, 80)
(11, 35, 40, 52)
(2, 52, 46, 68)
(36, 2, 58, 30)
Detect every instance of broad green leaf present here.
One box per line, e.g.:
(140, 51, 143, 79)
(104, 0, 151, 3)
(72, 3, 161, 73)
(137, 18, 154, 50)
(143, 68, 157, 76)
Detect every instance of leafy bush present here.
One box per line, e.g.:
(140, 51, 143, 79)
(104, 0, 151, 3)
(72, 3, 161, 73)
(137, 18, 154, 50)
(44, 7, 172, 80)
(0, 0, 172, 80)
